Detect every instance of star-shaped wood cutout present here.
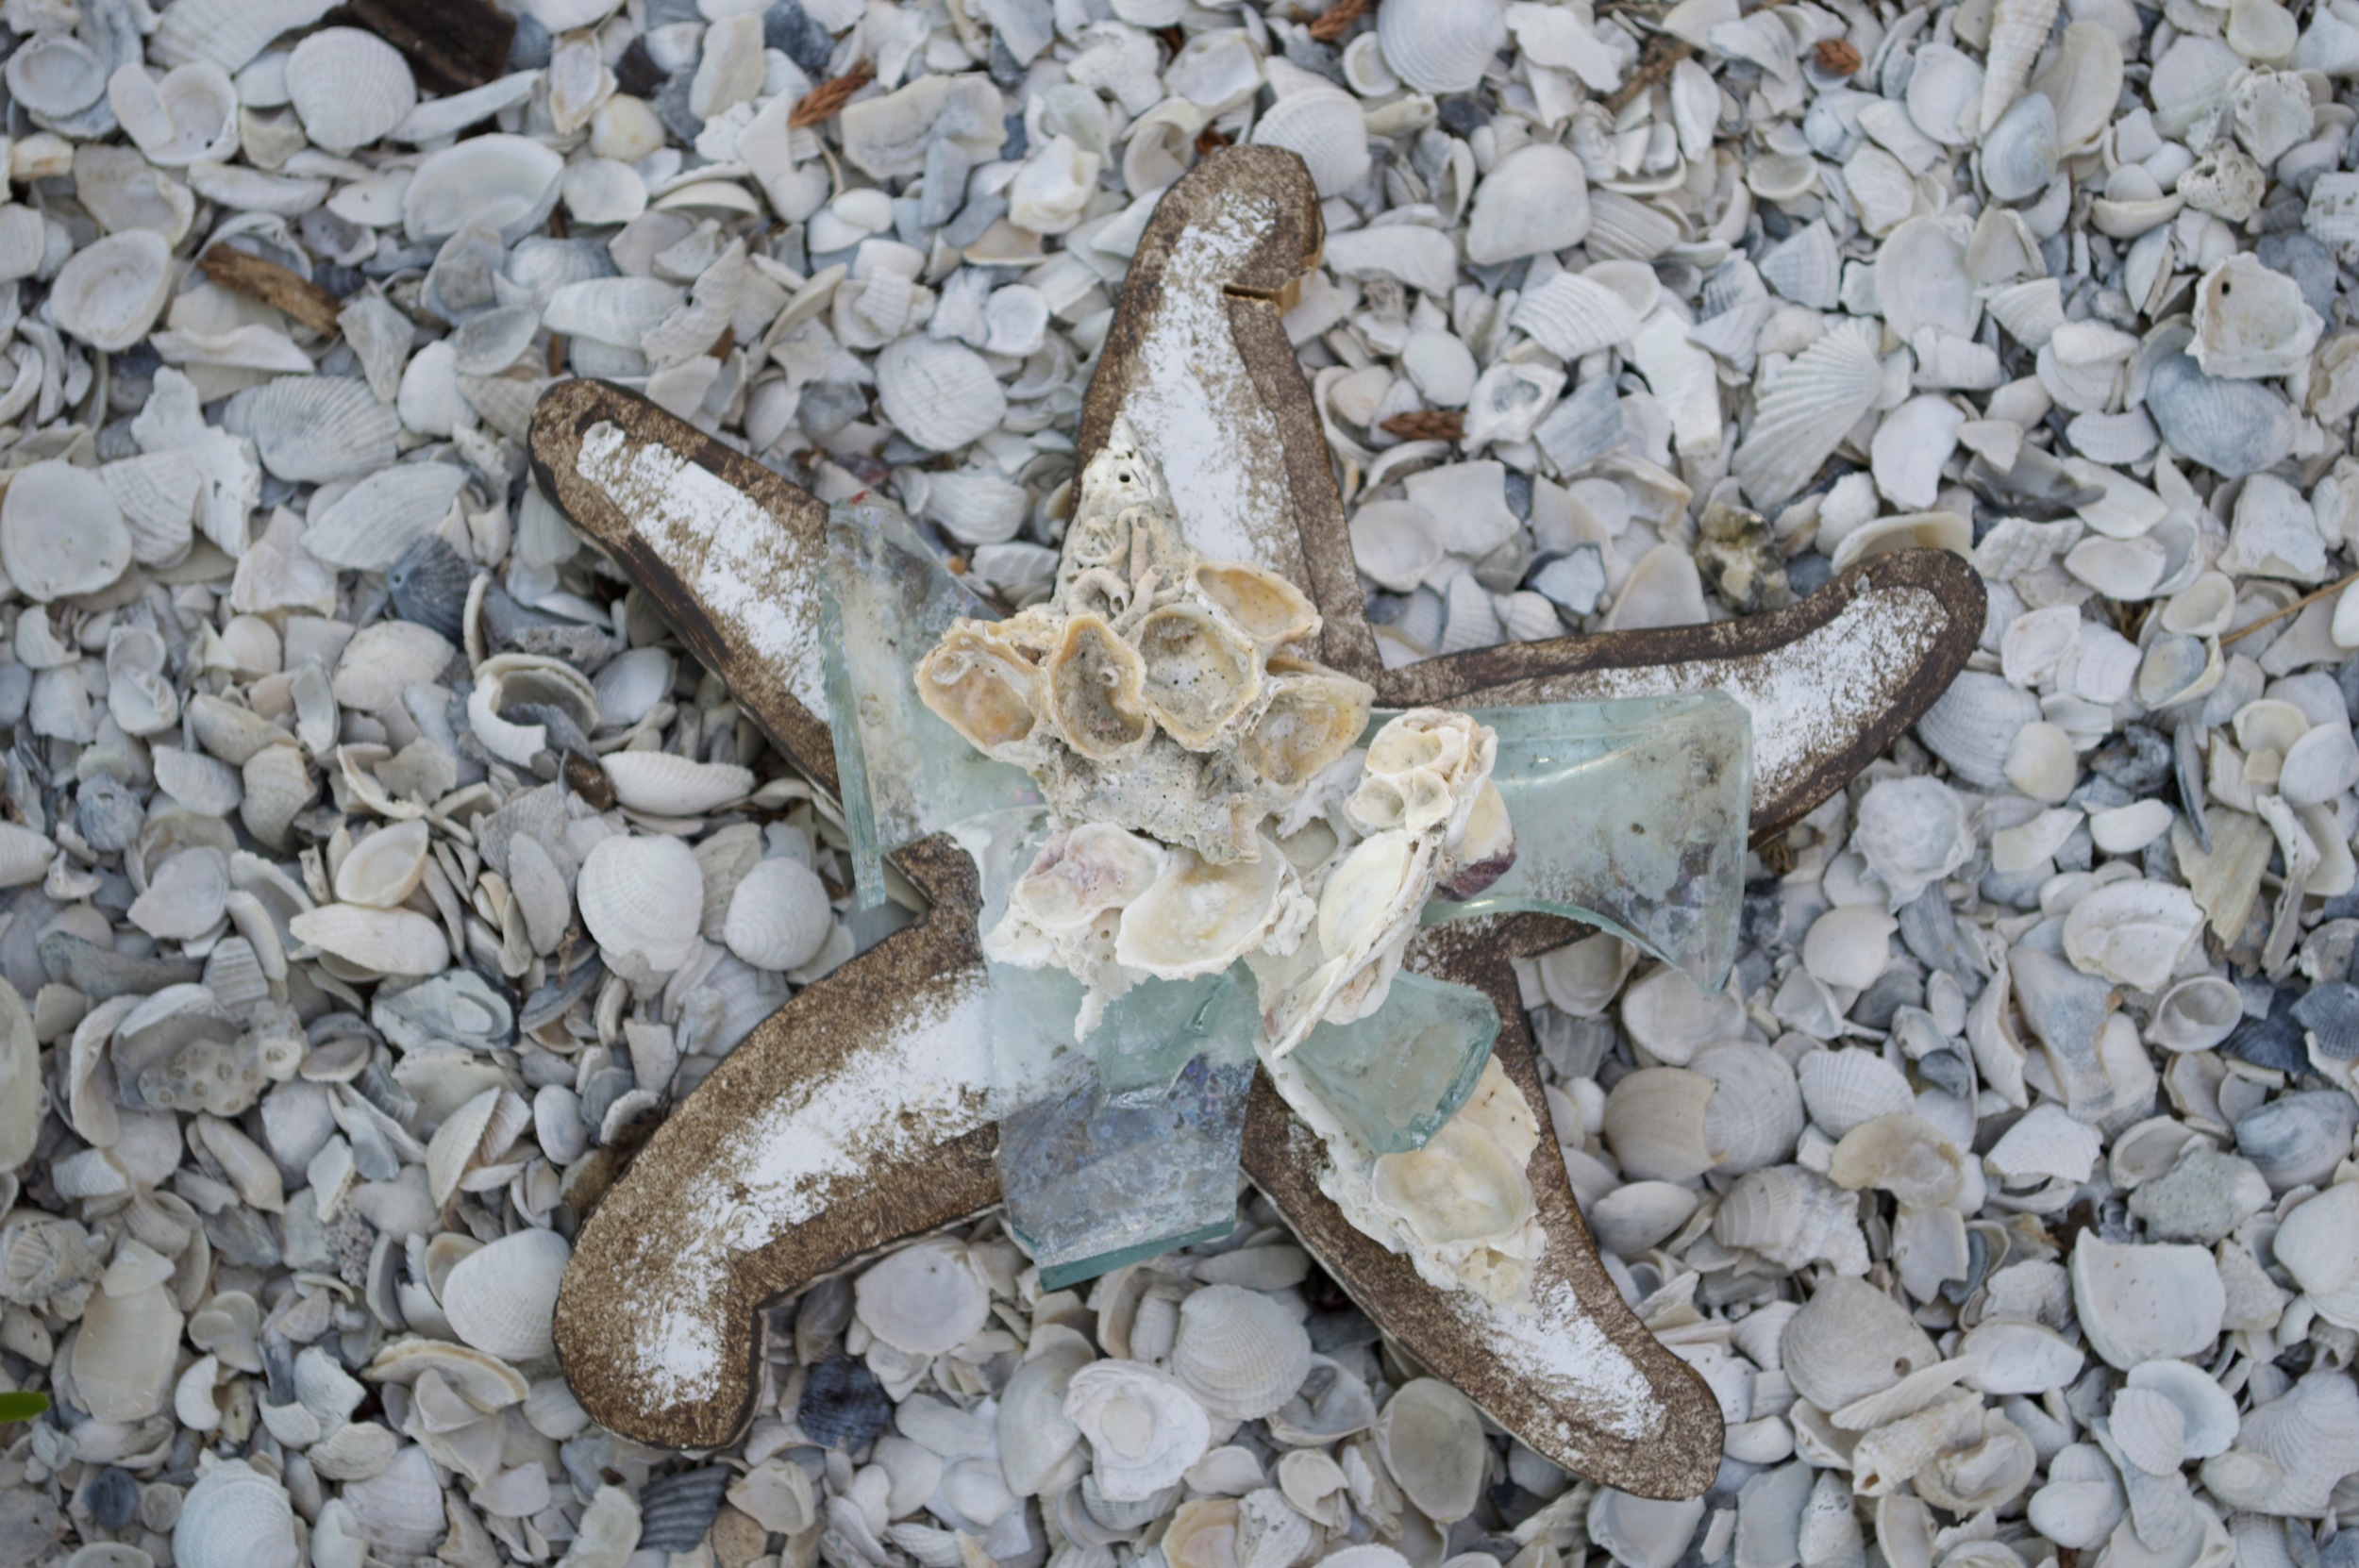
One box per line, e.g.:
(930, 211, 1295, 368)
(529, 147, 1984, 1501)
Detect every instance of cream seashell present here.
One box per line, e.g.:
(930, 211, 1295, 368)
(2124, 1359, 2238, 1460)
(1248, 87, 1371, 198)
(854, 1236, 990, 1354)
(287, 28, 414, 152)
(1063, 1361, 1214, 1502)
(1601, 1066, 1718, 1181)
(1780, 1276, 1940, 1410)
(49, 229, 176, 352)
(1796, 1048, 1914, 1138)
(1979, 0, 2061, 134)
(1712, 1165, 1867, 1273)
(404, 134, 563, 242)
(1377, 0, 1508, 93)
(1169, 1285, 1313, 1421)
(877, 336, 1007, 453)
(305, 462, 470, 571)
(723, 857, 833, 973)
(2068, 1237, 2224, 1369)
(75, 1281, 184, 1420)
(440, 1227, 568, 1362)
(333, 820, 432, 909)
(2146, 976, 2241, 1053)
(1465, 142, 1591, 263)
(602, 752, 755, 816)
(1587, 1490, 1706, 1568)
(112, 62, 240, 165)
(175, 1460, 299, 1568)
(1135, 600, 1262, 747)
(2191, 253, 2324, 381)
(288, 905, 449, 976)
(1958, 1320, 2085, 1395)
(1512, 272, 1644, 359)
(1115, 841, 1306, 980)
(1980, 92, 2058, 202)
(1587, 1180, 1699, 1259)
(577, 833, 705, 974)
(1731, 320, 1883, 510)
(2, 460, 133, 603)
(1373, 1379, 1485, 1523)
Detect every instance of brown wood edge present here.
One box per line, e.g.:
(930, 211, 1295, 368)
(528, 377, 843, 800)
(552, 837, 1001, 1449)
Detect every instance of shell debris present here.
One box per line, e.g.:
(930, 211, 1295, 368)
(3, 0, 2358, 1561)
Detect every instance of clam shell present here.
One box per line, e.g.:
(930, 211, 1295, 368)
(288, 904, 449, 976)
(1796, 1048, 1913, 1137)
(2234, 1089, 2357, 1191)
(577, 833, 705, 974)
(1465, 142, 1591, 264)
(638, 1467, 730, 1554)
(2144, 347, 2295, 478)
(723, 857, 833, 973)
(8, 36, 109, 118)
(1601, 1066, 1718, 1181)
(2, 460, 132, 603)
(157, 0, 337, 75)
(1587, 1490, 1705, 1568)
(1248, 88, 1371, 198)
(854, 1237, 989, 1354)
(1379, 0, 1508, 93)
(876, 336, 1007, 453)
(286, 28, 415, 152)
(1980, 92, 2058, 202)
(441, 1227, 569, 1362)
(1780, 1276, 1940, 1410)
(1692, 1043, 1803, 1173)
(2068, 1237, 2223, 1369)
(334, 820, 432, 909)
(49, 229, 175, 352)
(1374, 1379, 1485, 1523)
(603, 752, 755, 816)
(404, 134, 563, 243)
(1169, 1285, 1313, 1421)
(225, 376, 400, 484)
(1063, 1361, 1213, 1502)
(1512, 272, 1643, 361)
(175, 1460, 298, 1568)
(113, 62, 240, 165)
(2125, 1358, 2239, 1460)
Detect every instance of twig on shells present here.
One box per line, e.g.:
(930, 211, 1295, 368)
(1306, 0, 1374, 43)
(2219, 565, 2359, 645)
(1380, 409, 1464, 442)
(791, 63, 878, 129)
(198, 247, 343, 338)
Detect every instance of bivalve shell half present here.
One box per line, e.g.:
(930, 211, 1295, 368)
(577, 833, 705, 974)
(1169, 1284, 1313, 1421)
(603, 752, 755, 816)
(288, 905, 449, 976)
(226, 376, 401, 484)
(175, 1460, 298, 1568)
(723, 857, 834, 973)
(404, 134, 563, 242)
(2, 460, 132, 602)
(1248, 87, 1371, 198)
(1781, 1276, 1940, 1410)
(1062, 1361, 1213, 1502)
(877, 337, 1007, 453)
(1375, 1378, 1486, 1523)
(49, 229, 175, 352)
(441, 1227, 569, 1362)
(854, 1237, 989, 1354)
(2068, 1237, 2224, 1369)
(1379, 0, 1508, 93)
(287, 28, 415, 153)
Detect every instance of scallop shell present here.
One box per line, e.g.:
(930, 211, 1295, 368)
(1373, 1379, 1485, 1523)
(1378, 0, 1508, 93)
(175, 1460, 298, 1568)
(1731, 320, 1884, 510)
(440, 1227, 568, 1362)
(602, 752, 754, 816)
(404, 134, 563, 242)
(723, 857, 833, 973)
(1692, 1043, 1804, 1174)
(1248, 87, 1371, 198)
(1063, 1362, 1214, 1502)
(2235, 1088, 2357, 1191)
(49, 229, 175, 353)
(240, 745, 315, 850)
(1168, 1285, 1312, 1421)
(577, 834, 704, 974)
(1916, 671, 2042, 789)
(1620, 964, 1744, 1065)
(1757, 221, 1841, 309)
(854, 1237, 989, 1354)
(225, 376, 400, 484)
(877, 336, 1007, 453)
(1, 460, 133, 603)
(1781, 1276, 1940, 1410)
(305, 462, 470, 570)
(283, 27, 416, 151)
(1796, 1048, 1913, 1137)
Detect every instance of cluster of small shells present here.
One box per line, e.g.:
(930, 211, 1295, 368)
(7, 0, 2359, 1563)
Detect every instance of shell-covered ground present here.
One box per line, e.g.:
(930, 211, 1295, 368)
(5, 1, 2359, 1568)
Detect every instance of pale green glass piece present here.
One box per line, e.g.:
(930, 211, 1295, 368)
(1288, 971, 1499, 1154)
(956, 809, 1256, 1290)
(818, 502, 1037, 909)
(1422, 692, 1753, 994)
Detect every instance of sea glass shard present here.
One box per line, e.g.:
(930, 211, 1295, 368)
(1427, 693, 1753, 994)
(956, 809, 1257, 1290)
(819, 501, 1038, 908)
(1288, 971, 1499, 1154)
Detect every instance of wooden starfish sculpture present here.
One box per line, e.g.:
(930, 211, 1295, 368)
(529, 147, 1983, 1500)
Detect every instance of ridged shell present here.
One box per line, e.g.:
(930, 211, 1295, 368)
(288, 905, 447, 976)
(723, 857, 834, 973)
(1169, 1285, 1313, 1421)
(1249, 87, 1372, 197)
(543, 276, 686, 347)
(577, 834, 705, 973)
(638, 1468, 730, 1553)
(1731, 321, 1883, 510)
(2110, 1386, 2187, 1476)
(1378, 0, 1508, 93)
(1601, 1066, 1718, 1181)
(288, 29, 415, 152)
(225, 376, 401, 484)
(1979, 0, 2061, 134)
(2145, 347, 2295, 478)
(1796, 1048, 1915, 1138)
(2125, 1359, 2239, 1460)
(1781, 1277, 1940, 1410)
(305, 463, 470, 570)
(156, 0, 336, 74)
(602, 752, 755, 815)
(1757, 221, 1841, 309)
(175, 1460, 298, 1568)
(1712, 1166, 1867, 1273)
(877, 336, 1007, 452)
(1916, 671, 2042, 790)
(441, 1227, 569, 1362)
(49, 230, 175, 352)
(1692, 1043, 1803, 1173)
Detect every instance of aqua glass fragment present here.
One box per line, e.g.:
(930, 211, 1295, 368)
(954, 809, 1256, 1290)
(818, 501, 1038, 909)
(1288, 971, 1498, 1154)
(1423, 692, 1753, 994)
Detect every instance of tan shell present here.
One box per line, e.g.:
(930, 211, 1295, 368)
(602, 752, 755, 816)
(1135, 601, 1261, 748)
(1115, 840, 1306, 979)
(1193, 560, 1319, 649)
(1242, 665, 1374, 789)
(915, 620, 1041, 760)
(333, 819, 432, 909)
(1009, 824, 1167, 934)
